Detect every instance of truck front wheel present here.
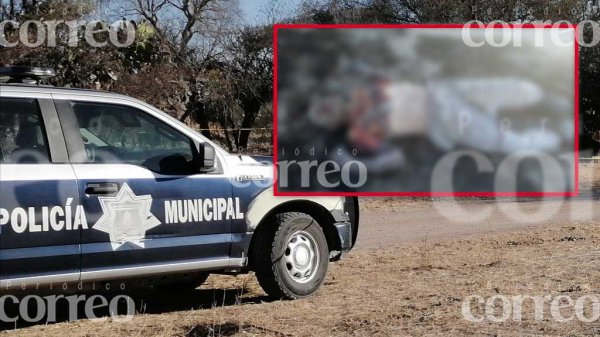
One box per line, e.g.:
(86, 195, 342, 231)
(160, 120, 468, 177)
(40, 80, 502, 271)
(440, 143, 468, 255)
(252, 212, 330, 300)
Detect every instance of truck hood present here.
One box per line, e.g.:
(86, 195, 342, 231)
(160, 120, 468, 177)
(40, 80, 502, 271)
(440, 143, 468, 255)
(226, 155, 274, 181)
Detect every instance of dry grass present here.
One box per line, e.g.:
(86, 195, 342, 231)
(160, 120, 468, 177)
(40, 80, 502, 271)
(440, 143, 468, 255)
(5, 221, 600, 337)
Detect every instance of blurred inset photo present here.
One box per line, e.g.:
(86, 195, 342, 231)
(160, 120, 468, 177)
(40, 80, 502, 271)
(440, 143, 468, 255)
(276, 27, 576, 194)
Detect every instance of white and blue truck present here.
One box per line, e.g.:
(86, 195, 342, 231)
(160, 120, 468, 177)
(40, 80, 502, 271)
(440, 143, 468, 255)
(0, 67, 358, 299)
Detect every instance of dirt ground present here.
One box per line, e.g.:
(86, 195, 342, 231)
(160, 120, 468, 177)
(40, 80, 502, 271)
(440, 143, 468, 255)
(1, 164, 599, 336)
(6, 221, 600, 337)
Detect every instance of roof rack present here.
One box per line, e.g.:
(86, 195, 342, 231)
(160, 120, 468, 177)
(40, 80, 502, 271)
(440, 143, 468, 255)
(0, 67, 56, 85)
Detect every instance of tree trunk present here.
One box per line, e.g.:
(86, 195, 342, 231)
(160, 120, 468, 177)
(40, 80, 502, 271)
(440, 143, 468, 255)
(185, 90, 213, 140)
(237, 100, 261, 149)
(237, 120, 253, 150)
(186, 100, 212, 140)
(196, 109, 212, 140)
(179, 109, 192, 123)
(9, 0, 15, 19)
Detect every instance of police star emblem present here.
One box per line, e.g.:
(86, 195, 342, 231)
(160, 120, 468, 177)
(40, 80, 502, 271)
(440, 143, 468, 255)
(93, 183, 161, 249)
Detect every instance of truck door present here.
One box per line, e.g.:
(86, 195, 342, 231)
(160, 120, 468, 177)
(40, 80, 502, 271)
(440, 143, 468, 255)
(54, 98, 235, 277)
(0, 96, 80, 286)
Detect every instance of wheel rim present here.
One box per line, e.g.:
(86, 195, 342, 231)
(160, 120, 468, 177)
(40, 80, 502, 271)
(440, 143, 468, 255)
(283, 230, 320, 283)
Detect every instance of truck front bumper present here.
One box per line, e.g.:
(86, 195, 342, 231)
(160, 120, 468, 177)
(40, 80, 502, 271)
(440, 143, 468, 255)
(331, 196, 359, 252)
(334, 221, 353, 251)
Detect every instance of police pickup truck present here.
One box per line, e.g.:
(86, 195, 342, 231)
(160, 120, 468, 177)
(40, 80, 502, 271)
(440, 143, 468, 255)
(0, 67, 358, 299)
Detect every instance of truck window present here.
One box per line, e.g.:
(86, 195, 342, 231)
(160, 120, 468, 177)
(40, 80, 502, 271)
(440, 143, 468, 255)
(0, 98, 50, 164)
(69, 101, 196, 174)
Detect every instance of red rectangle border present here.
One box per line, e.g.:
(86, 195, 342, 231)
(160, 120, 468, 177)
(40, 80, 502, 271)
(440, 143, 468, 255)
(272, 24, 579, 197)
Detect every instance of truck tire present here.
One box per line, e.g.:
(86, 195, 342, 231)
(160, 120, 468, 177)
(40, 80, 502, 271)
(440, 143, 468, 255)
(252, 212, 329, 299)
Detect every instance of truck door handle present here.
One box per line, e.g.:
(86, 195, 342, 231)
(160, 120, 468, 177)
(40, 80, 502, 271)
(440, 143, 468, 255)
(85, 183, 120, 196)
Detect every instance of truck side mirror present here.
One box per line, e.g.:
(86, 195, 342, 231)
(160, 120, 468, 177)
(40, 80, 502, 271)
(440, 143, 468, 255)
(196, 142, 216, 173)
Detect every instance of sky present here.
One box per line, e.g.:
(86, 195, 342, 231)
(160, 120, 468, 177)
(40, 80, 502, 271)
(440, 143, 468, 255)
(97, 0, 304, 25)
(240, 0, 303, 24)
(240, 0, 267, 20)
